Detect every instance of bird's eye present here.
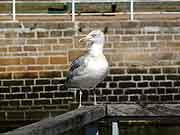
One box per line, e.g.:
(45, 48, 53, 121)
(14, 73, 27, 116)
(91, 34, 96, 37)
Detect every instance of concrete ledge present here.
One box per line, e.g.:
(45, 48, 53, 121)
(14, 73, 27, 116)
(2, 106, 105, 135)
(3, 104, 180, 135)
(107, 104, 180, 116)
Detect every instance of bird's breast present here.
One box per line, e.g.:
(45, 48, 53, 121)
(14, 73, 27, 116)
(87, 55, 109, 75)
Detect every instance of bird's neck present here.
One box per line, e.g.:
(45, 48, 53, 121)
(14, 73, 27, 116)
(89, 43, 104, 56)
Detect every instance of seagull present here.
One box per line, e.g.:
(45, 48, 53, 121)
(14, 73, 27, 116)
(65, 30, 109, 108)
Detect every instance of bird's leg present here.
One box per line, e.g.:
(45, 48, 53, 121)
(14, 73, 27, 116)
(93, 88, 97, 105)
(78, 89, 83, 108)
(74, 90, 77, 103)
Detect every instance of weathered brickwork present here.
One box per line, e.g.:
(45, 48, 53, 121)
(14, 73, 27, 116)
(0, 20, 180, 129)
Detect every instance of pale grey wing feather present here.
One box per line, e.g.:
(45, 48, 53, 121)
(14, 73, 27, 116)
(65, 54, 89, 86)
(69, 55, 87, 72)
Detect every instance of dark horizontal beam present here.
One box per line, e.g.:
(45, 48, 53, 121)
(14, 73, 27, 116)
(2, 104, 180, 135)
(1, 0, 180, 4)
(107, 104, 180, 117)
(2, 105, 106, 135)
(98, 104, 180, 126)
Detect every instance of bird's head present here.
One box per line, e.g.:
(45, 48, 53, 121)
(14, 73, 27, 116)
(79, 30, 104, 44)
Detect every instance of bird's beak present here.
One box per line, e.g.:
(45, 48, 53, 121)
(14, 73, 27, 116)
(79, 37, 86, 42)
(79, 35, 91, 42)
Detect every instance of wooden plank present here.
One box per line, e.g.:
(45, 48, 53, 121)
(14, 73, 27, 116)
(2, 105, 105, 135)
(1, 0, 180, 4)
(107, 104, 180, 117)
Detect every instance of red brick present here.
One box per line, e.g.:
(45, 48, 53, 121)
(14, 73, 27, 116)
(0, 48, 7, 52)
(43, 39, 57, 44)
(37, 32, 49, 38)
(27, 66, 43, 71)
(156, 34, 172, 40)
(43, 66, 55, 70)
(21, 100, 32, 106)
(51, 31, 62, 37)
(50, 111, 66, 117)
(174, 35, 180, 40)
(7, 66, 26, 72)
(0, 67, 6, 72)
(9, 100, 20, 106)
(0, 58, 20, 65)
(0, 73, 12, 79)
(37, 46, 51, 52)
(5, 32, 17, 38)
(50, 56, 67, 64)
(59, 38, 73, 44)
(64, 30, 75, 37)
(53, 44, 73, 50)
(0, 39, 13, 45)
(74, 36, 86, 48)
(25, 111, 49, 120)
(19, 32, 35, 38)
(111, 54, 124, 61)
(34, 99, 50, 105)
(134, 35, 154, 41)
(69, 50, 86, 61)
(0, 33, 4, 38)
(24, 46, 36, 52)
(6, 93, 25, 99)
(124, 52, 152, 63)
(39, 71, 61, 78)
(108, 35, 121, 42)
(21, 57, 35, 65)
(13, 39, 26, 45)
(36, 57, 49, 64)
(121, 35, 133, 41)
(0, 112, 5, 120)
(8, 47, 22, 52)
(27, 39, 43, 44)
(13, 72, 38, 79)
(7, 112, 24, 120)
(124, 29, 141, 34)
(104, 43, 112, 48)
(44, 52, 67, 56)
(166, 41, 180, 48)
(55, 65, 68, 70)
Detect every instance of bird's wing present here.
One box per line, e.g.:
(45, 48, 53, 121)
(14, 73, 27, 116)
(66, 54, 89, 82)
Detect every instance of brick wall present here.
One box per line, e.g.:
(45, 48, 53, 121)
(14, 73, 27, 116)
(0, 20, 180, 130)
